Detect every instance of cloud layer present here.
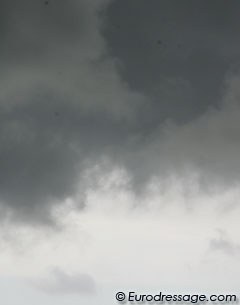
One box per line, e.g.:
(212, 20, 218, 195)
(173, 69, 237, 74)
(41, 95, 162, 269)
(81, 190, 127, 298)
(1, 0, 240, 226)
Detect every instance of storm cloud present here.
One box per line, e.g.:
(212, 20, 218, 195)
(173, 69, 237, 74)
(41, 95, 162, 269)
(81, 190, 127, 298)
(0, 0, 144, 222)
(1, 0, 240, 224)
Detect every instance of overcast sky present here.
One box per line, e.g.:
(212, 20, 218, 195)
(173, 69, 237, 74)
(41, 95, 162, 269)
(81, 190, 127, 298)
(1, 1, 240, 304)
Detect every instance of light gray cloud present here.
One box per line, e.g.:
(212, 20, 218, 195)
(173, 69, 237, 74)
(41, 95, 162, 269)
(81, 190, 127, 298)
(209, 230, 240, 256)
(32, 268, 96, 295)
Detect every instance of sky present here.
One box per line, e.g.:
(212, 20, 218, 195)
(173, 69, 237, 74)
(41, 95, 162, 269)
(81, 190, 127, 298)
(1, 0, 240, 304)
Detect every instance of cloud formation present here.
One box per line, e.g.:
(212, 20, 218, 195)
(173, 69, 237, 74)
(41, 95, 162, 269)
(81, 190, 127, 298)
(0, 0, 144, 222)
(32, 268, 96, 295)
(1, 0, 240, 225)
(209, 230, 240, 257)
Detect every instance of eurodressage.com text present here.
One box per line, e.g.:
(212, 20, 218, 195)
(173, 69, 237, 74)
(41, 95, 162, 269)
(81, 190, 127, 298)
(115, 291, 238, 304)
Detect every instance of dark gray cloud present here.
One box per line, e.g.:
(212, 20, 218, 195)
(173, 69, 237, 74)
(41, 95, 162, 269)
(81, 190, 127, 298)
(32, 268, 96, 295)
(105, 0, 240, 124)
(0, 0, 144, 223)
(1, 0, 240, 224)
